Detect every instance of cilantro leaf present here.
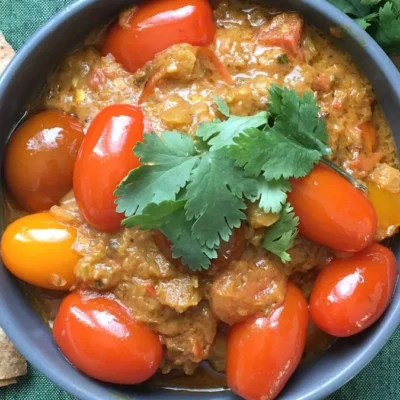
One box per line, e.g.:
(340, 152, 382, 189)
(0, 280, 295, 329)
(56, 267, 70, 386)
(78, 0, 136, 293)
(123, 200, 186, 229)
(214, 96, 230, 117)
(185, 149, 259, 247)
(355, 12, 379, 28)
(229, 128, 322, 180)
(263, 203, 299, 263)
(326, 0, 375, 17)
(115, 132, 199, 216)
(268, 85, 331, 154)
(374, 1, 400, 54)
(255, 178, 291, 214)
(123, 200, 215, 270)
(197, 112, 269, 150)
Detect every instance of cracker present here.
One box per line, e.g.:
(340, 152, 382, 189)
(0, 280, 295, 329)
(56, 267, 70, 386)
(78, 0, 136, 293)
(0, 378, 17, 387)
(0, 32, 26, 387)
(0, 32, 15, 75)
(0, 328, 27, 380)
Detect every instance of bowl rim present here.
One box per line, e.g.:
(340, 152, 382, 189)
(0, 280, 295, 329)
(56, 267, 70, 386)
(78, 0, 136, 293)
(0, 0, 400, 399)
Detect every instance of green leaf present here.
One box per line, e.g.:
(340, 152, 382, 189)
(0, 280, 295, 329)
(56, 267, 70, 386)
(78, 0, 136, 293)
(115, 132, 199, 216)
(374, 1, 400, 54)
(123, 200, 215, 271)
(326, 0, 374, 17)
(355, 12, 379, 28)
(263, 203, 299, 263)
(229, 127, 322, 180)
(122, 200, 186, 229)
(214, 96, 230, 117)
(268, 85, 331, 154)
(197, 112, 269, 150)
(255, 178, 291, 214)
(185, 149, 259, 248)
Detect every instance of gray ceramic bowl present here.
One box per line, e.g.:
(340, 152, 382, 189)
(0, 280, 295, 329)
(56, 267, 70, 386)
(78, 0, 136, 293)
(1, 0, 400, 399)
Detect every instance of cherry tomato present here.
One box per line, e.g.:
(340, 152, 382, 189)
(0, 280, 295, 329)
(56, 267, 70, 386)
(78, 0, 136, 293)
(227, 283, 308, 400)
(4, 110, 84, 212)
(0, 212, 79, 290)
(152, 225, 246, 271)
(73, 104, 144, 232)
(288, 165, 377, 252)
(102, 0, 216, 73)
(53, 291, 162, 384)
(310, 243, 397, 337)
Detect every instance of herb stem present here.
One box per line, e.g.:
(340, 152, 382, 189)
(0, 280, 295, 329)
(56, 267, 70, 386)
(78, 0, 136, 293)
(322, 158, 367, 193)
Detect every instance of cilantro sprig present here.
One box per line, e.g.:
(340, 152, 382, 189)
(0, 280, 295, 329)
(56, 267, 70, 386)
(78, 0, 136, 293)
(328, 0, 400, 54)
(115, 85, 331, 270)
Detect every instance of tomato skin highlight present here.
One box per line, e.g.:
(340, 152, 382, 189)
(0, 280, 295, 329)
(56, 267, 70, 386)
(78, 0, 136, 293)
(310, 243, 398, 337)
(0, 212, 79, 290)
(288, 165, 377, 252)
(4, 110, 84, 212)
(102, 0, 216, 73)
(53, 291, 162, 384)
(226, 283, 308, 400)
(73, 104, 144, 232)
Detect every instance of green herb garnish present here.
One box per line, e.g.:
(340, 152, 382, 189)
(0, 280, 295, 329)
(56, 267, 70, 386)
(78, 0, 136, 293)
(328, 0, 400, 54)
(115, 85, 331, 270)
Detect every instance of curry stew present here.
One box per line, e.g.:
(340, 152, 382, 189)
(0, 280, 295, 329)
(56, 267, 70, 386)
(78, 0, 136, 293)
(1, 1, 399, 399)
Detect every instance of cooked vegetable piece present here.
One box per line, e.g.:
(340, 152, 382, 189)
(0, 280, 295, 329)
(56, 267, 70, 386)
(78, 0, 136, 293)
(359, 121, 378, 153)
(102, 0, 216, 73)
(0, 213, 79, 290)
(226, 283, 308, 400)
(74, 104, 144, 232)
(4, 110, 84, 212)
(258, 13, 304, 57)
(288, 165, 377, 252)
(310, 243, 397, 337)
(53, 292, 162, 384)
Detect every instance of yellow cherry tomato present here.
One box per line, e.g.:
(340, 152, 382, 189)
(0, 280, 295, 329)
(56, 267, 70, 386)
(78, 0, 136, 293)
(368, 182, 400, 233)
(1, 212, 80, 290)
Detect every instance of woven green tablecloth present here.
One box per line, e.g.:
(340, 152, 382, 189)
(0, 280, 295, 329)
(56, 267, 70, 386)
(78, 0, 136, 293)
(0, 0, 399, 398)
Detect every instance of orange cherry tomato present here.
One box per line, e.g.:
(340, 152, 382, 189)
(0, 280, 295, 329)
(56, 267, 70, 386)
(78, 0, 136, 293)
(288, 165, 377, 252)
(4, 110, 84, 212)
(310, 243, 397, 337)
(73, 104, 144, 232)
(102, 0, 216, 73)
(152, 225, 246, 271)
(53, 291, 162, 384)
(227, 283, 308, 400)
(0, 212, 79, 290)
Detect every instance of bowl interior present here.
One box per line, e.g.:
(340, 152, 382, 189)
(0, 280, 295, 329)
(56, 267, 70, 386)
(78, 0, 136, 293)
(0, 0, 399, 399)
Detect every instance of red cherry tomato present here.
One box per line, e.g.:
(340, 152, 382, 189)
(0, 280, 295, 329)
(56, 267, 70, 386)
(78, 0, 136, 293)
(53, 291, 162, 384)
(4, 110, 84, 212)
(288, 165, 377, 252)
(102, 0, 216, 73)
(310, 243, 397, 337)
(227, 283, 308, 400)
(153, 225, 246, 271)
(73, 104, 144, 232)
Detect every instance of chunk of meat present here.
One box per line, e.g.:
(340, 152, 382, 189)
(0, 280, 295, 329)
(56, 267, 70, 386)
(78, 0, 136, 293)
(258, 13, 304, 57)
(209, 251, 287, 325)
(158, 302, 218, 374)
(368, 163, 400, 194)
(285, 236, 332, 275)
(139, 44, 233, 103)
(156, 276, 201, 314)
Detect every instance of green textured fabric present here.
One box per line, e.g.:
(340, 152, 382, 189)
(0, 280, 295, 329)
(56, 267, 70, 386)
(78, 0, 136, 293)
(0, 0, 399, 399)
